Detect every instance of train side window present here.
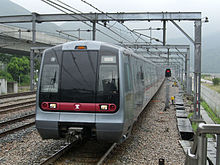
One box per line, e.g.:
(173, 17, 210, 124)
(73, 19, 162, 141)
(123, 54, 132, 92)
(140, 66, 144, 80)
(133, 59, 138, 89)
(124, 63, 132, 92)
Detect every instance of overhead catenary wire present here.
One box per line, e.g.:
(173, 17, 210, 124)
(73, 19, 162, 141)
(80, 0, 148, 44)
(42, 0, 126, 43)
(43, 0, 169, 67)
(55, 0, 133, 44)
(56, 0, 133, 43)
(44, 0, 133, 44)
(56, 30, 84, 40)
(80, 0, 163, 44)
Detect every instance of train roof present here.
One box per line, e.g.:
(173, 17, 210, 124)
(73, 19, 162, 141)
(44, 40, 163, 69)
(62, 40, 122, 51)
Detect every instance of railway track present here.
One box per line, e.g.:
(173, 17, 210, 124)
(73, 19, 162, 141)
(40, 141, 78, 165)
(0, 91, 36, 99)
(0, 100, 36, 115)
(0, 121, 35, 138)
(40, 139, 117, 165)
(0, 92, 36, 138)
(0, 113, 35, 127)
(0, 95, 36, 105)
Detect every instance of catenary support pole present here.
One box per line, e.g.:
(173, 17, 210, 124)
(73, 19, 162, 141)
(165, 78, 170, 110)
(181, 59, 184, 84)
(30, 13, 37, 91)
(217, 134, 220, 165)
(92, 21, 96, 40)
(193, 20, 202, 119)
(163, 20, 166, 46)
(186, 48, 191, 94)
(185, 53, 187, 89)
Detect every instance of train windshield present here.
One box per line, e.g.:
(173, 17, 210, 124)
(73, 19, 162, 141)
(39, 46, 119, 109)
(60, 51, 98, 102)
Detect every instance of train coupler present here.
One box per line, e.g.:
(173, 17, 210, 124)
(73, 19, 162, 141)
(66, 127, 83, 143)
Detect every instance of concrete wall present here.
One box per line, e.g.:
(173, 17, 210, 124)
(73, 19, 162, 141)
(7, 82, 18, 93)
(0, 79, 18, 94)
(0, 79, 7, 94)
(201, 85, 220, 118)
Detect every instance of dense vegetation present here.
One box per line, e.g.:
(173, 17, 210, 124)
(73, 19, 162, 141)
(212, 77, 220, 85)
(0, 54, 30, 86)
(201, 101, 220, 124)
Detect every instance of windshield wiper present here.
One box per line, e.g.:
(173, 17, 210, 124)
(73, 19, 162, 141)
(50, 71, 57, 85)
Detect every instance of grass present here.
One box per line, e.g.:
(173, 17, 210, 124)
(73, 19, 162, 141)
(18, 86, 30, 92)
(188, 103, 219, 138)
(201, 101, 220, 124)
(188, 113, 199, 132)
(201, 101, 220, 138)
(201, 75, 213, 81)
(204, 83, 220, 94)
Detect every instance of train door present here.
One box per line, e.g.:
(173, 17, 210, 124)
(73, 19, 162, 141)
(59, 50, 98, 123)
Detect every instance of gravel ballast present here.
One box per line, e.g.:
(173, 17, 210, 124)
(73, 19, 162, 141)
(107, 80, 185, 164)
(0, 129, 66, 165)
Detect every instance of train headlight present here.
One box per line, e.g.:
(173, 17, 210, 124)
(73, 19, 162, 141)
(100, 105, 108, 110)
(49, 103, 57, 109)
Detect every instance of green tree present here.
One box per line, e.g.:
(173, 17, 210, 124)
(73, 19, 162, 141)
(7, 56, 30, 83)
(0, 70, 13, 81)
(212, 77, 220, 86)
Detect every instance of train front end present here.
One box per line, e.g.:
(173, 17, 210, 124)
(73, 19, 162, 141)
(36, 41, 124, 142)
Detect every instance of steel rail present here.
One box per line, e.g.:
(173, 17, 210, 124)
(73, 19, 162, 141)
(0, 121, 35, 138)
(0, 103, 35, 115)
(0, 91, 36, 99)
(97, 143, 117, 165)
(0, 96, 36, 105)
(0, 113, 35, 127)
(0, 99, 35, 109)
(40, 141, 78, 165)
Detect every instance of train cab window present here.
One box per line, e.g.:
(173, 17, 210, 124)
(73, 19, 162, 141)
(40, 47, 62, 93)
(98, 65, 118, 93)
(97, 45, 119, 109)
(40, 64, 59, 93)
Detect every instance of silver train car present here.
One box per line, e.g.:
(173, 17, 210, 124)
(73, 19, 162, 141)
(36, 41, 164, 142)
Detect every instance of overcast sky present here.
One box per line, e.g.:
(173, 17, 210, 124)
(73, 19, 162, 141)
(10, 0, 220, 40)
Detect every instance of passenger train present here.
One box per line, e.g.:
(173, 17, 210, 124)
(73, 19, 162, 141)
(36, 41, 164, 143)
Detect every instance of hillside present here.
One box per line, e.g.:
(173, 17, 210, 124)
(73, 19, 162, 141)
(202, 32, 220, 73)
(168, 33, 220, 73)
(0, 0, 61, 33)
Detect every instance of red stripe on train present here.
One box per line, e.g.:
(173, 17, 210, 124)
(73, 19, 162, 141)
(41, 102, 117, 112)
